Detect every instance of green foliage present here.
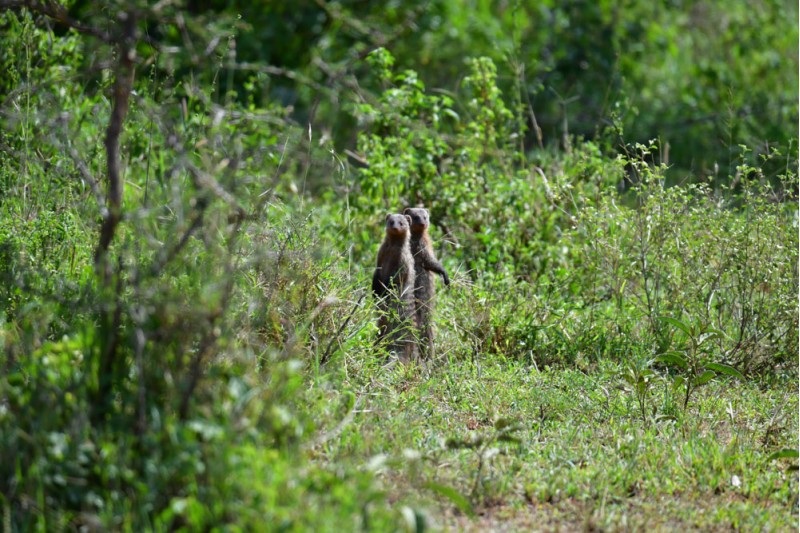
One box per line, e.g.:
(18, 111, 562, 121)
(353, 49, 618, 285)
(199, 0, 798, 182)
(575, 150, 798, 373)
(621, 356, 658, 425)
(328, 360, 798, 530)
(0, 6, 390, 530)
(0, 1, 797, 530)
(656, 315, 745, 411)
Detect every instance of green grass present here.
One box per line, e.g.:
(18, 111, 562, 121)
(315, 355, 798, 530)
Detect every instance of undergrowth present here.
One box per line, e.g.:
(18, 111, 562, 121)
(0, 7, 797, 531)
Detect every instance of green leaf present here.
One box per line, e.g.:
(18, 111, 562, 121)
(656, 351, 688, 369)
(621, 367, 637, 386)
(767, 449, 799, 461)
(704, 362, 745, 380)
(693, 370, 716, 386)
(443, 108, 461, 122)
(425, 482, 474, 517)
(671, 375, 687, 394)
(659, 316, 693, 337)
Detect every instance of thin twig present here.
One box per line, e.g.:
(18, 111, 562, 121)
(149, 209, 206, 277)
(320, 292, 366, 367)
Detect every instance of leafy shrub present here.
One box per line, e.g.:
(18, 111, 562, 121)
(0, 8, 393, 530)
(574, 146, 798, 373)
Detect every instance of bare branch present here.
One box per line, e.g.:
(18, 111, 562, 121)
(185, 161, 246, 216)
(88, 9, 137, 423)
(95, 11, 136, 271)
(149, 209, 206, 277)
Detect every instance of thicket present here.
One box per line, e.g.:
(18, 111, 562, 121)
(0, 0, 797, 530)
(182, 0, 798, 180)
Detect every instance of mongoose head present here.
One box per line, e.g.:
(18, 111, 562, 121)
(403, 207, 430, 233)
(385, 213, 412, 237)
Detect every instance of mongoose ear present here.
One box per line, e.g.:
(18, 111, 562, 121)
(403, 208, 410, 215)
(385, 214, 391, 222)
(405, 214, 412, 225)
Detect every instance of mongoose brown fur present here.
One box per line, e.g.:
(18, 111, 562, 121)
(404, 207, 450, 360)
(372, 213, 418, 361)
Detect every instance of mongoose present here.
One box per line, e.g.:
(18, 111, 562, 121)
(404, 207, 450, 360)
(372, 214, 418, 361)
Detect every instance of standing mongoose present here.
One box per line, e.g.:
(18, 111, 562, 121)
(404, 207, 450, 360)
(372, 213, 418, 361)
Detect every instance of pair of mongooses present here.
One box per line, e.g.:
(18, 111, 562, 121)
(372, 208, 449, 361)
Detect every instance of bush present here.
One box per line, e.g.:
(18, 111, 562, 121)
(573, 145, 798, 373)
(0, 3, 796, 529)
